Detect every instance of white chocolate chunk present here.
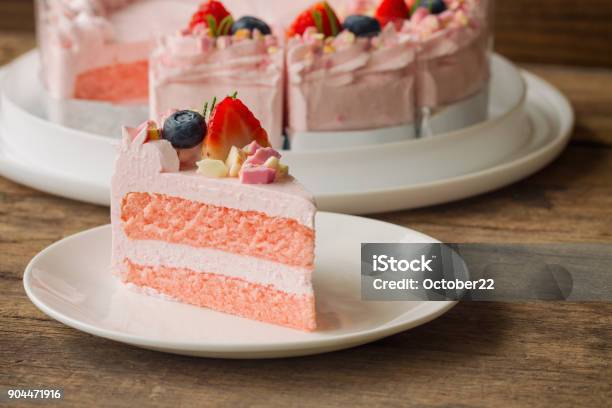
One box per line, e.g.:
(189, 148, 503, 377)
(196, 159, 228, 178)
(277, 162, 289, 179)
(225, 146, 246, 177)
(226, 146, 246, 167)
(263, 156, 280, 170)
(228, 162, 242, 178)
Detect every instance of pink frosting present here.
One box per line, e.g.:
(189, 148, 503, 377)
(149, 30, 284, 148)
(404, 0, 491, 108)
(240, 166, 278, 184)
(287, 24, 418, 132)
(285, 0, 490, 131)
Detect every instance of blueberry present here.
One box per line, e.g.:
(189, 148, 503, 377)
(230, 16, 271, 35)
(343, 15, 381, 38)
(162, 110, 206, 149)
(415, 0, 447, 15)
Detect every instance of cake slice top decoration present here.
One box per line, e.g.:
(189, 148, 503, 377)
(152, 0, 280, 71)
(129, 92, 291, 185)
(197, 94, 289, 184)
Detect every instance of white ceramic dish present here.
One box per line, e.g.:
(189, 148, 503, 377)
(0, 53, 572, 214)
(23, 212, 455, 358)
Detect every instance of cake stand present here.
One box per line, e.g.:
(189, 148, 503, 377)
(0, 51, 573, 214)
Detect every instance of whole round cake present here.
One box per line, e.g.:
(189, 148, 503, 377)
(36, 0, 492, 148)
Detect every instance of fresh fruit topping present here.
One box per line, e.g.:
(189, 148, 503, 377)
(204, 95, 270, 160)
(189, 0, 234, 36)
(343, 15, 382, 37)
(230, 16, 271, 35)
(375, 0, 409, 29)
(412, 0, 447, 15)
(162, 110, 206, 149)
(240, 166, 277, 184)
(196, 158, 229, 178)
(287, 2, 342, 38)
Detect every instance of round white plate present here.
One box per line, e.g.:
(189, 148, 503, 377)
(0, 53, 572, 214)
(23, 212, 455, 358)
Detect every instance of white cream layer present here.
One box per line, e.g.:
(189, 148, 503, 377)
(114, 229, 314, 296)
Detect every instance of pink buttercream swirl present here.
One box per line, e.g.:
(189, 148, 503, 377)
(150, 29, 282, 87)
(287, 24, 417, 132)
(286, 0, 490, 131)
(288, 24, 415, 85)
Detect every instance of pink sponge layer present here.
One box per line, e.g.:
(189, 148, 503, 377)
(124, 260, 317, 331)
(74, 60, 149, 102)
(121, 192, 315, 268)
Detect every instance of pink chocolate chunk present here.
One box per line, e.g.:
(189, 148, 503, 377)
(240, 166, 277, 184)
(243, 141, 263, 155)
(244, 147, 281, 167)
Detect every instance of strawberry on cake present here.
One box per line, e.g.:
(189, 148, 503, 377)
(111, 95, 317, 331)
(149, 1, 285, 148)
(285, 0, 490, 144)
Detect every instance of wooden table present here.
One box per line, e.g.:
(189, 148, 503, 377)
(1, 9, 611, 407)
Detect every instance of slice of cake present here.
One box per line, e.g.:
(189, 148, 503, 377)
(285, 2, 417, 136)
(37, 0, 197, 102)
(406, 0, 490, 115)
(111, 96, 317, 331)
(149, 1, 285, 148)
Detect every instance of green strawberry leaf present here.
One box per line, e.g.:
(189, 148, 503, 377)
(311, 9, 324, 35)
(323, 2, 339, 36)
(218, 15, 234, 36)
(206, 14, 217, 37)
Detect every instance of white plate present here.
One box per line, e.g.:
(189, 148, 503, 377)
(0, 53, 572, 214)
(23, 212, 455, 358)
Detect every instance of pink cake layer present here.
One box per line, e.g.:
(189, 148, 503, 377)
(74, 60, 149, 102)
(121, 192, 315, 269)
(124, 260, 316, 331)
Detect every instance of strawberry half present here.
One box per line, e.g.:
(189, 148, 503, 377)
(188, 0, 233, 36)
(375, 0, 409, 29)
(204, 96, 270, 160)
(287, 2, 342, 38)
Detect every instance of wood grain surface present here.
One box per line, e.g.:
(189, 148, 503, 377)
(1, 9, 612, 408)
